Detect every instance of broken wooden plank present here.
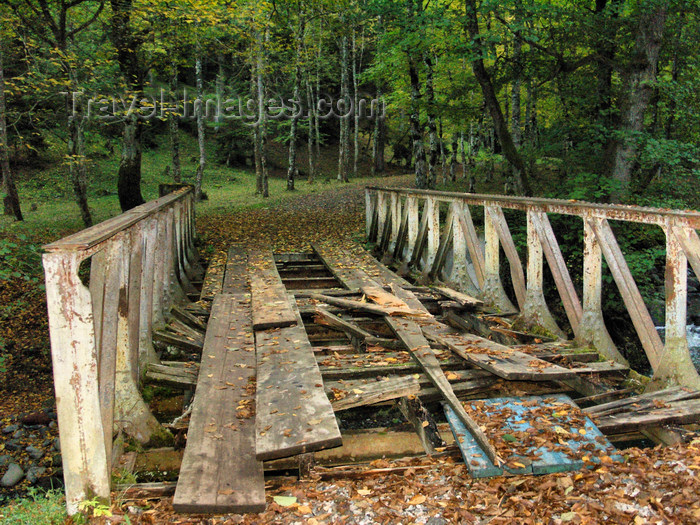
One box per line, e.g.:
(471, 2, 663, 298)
(173, 294, 265, 514)
(568, 361, 629, 375)
(153, 330, 203, 352)
(308, 293, 427, 318)
(593, 398, 700, 434)
(422, 325, 577, 381)
(444, 404, 503, 478)
(255, 300, 342, 460)
(432, 286, 484, 308)
(313, 242, 411, 290)
(249, 247, 297, 330)
(397, 396, 445, 455)
(327, 375, 420, 411)
(145, 363, 197, 388)
(171, 305, 208, 332)
(385, 316, 502, 466)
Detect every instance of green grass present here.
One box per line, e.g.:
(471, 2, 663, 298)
(0, 488, 67, 525)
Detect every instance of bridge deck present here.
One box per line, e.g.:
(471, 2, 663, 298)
(152, 241, 700, 515)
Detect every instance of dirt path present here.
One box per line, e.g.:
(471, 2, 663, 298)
(198, 174, 413, 254)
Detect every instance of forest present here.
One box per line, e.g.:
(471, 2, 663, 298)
(1, 0, 700, 522)
(0, 0, 698, 224)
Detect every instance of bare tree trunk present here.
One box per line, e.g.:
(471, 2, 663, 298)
(352, 29, 363, 179)
(259, 29, 269, 197)
(169, 65, 181, 182)
(287, 21, 304, 192)
(0, 49, 22, 221)
(608, 2, 667, 201)
(407, 54, 427, 188)
(194, 56, 206, 201)
(250, 52, 262, 194)
(511, 9, 522, 149)
(67, 97, 92, 226)
(450, 135, 458, 182)
(464, 0, 531, 196)
(338, 33, 350, 182)
(306, 78, 315, 183)
(424, 55, 438, 189)
(111, 0, 146, 212)
(372, 84, 386, 175)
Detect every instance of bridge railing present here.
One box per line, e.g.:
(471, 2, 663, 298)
(365, 186, 700, 391)
(42, 187, 201, 514)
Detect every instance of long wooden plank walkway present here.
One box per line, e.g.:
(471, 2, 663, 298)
(255, 300, 342, 460)
(173, 294, 265, 513)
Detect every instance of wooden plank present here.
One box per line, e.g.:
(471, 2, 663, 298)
(171, 305, 207, 332)
(199, 251, 226, 302)
(396, 396, 445, 454)
(173, 294, 265, 514)
(432, 286, 484, 308)
(308, 293, 427, 318)
(423, 325, 576, 381)
(249, 247, 297, 330)
(568, 361, 629, 375)
(313, 242, 411, 290)
(385, 316, 502, 466)
(222, 245, 249, 295)
(444, 404, 503, 478)
(584, 387, 700, 416)
(146, 363, 198, 387)
(593, 398, 700, 434)
(153, 330, 203, 352)
(255, 300, 342, 460)
(327, 376, 420, 411)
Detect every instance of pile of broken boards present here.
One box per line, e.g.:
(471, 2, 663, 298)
(144, 243, 700, 515)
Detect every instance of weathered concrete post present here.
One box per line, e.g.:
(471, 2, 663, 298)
(43, 251, 110, 514)
(656, 222, 700, 389)
(482, 205, 516, 312)
(516, 209, 565, 338)
(448, 201, 480, 295)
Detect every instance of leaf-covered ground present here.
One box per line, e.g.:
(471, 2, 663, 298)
(104, 442, 700, 524)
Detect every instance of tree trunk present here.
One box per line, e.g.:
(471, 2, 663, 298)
(511, 7, 522, 149)
(352, 29, 362, 179)
(117, 115, 145, 211)
(608, 2, 667, 201)
(67, 99, 92, 226)
(306, 78, 315, 182)
(287, 22, 304, 192)
(450, 136, 458, 182)
(464, 0, 531, 196)
(251, 56, 262, 194)
(372, 84, 386, 175)
(594, 0, 620, 128)
(0, 49, 22, 221)
(259, 29, 269, 197)
(111, 0, 146, 212)
(424, 55, 438, 189)
(338, 33, 350, 182)
(407, 54, 427, 189)
(194, 56, 206, 201)
(169, 66, 181, 182)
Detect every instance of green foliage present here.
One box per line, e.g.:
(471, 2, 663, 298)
(0, 234, 44, 285)
(0, 488, 67, 525)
